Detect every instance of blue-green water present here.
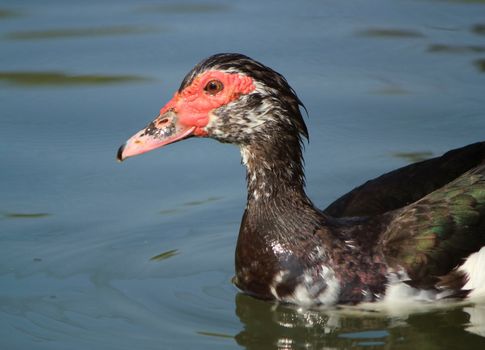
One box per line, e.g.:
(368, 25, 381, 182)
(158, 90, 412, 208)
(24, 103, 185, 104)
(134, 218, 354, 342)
(1, 0, 485, 349)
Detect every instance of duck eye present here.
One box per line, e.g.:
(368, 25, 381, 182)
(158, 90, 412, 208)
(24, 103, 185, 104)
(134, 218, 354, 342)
(204, 80, 224, 95)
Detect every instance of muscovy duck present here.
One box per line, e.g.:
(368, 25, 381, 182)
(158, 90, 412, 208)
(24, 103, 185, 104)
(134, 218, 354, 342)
(118, 53, 485, 306)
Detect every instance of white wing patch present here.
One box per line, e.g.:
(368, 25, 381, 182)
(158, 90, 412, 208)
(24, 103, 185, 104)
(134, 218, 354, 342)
(459, 246, 485, 298)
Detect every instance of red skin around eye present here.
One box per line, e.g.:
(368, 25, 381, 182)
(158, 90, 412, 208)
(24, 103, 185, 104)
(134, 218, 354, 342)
(159, 71, 255, 136)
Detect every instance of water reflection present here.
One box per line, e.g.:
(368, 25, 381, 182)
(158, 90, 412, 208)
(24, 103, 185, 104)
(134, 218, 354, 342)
(234, 293, 485, 349)
(472, 24, 485, 35)
(2, 212, 51, 219)
(391, 151, 433, 163)
(183, 196, 223, 207)
(197, 330, 234, 339)
(0, 71, 150, 87)
(427, 44, 485, 53)
(149, 249, 179, 261)
(474, 59, 485, 72)
(0, 8, 20, 19)
(159, 196, 223, 216)
(356, 28, 425, 38)
(465, 304, 485, 337)
(5, 26, 160, 41)
(234, 293, 386, 349)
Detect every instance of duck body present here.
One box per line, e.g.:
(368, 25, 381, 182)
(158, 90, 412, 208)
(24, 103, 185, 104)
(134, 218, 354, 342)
(235, 204, 389, 305)
(118, 53, 485, 306)
(235, 138, 485, 305)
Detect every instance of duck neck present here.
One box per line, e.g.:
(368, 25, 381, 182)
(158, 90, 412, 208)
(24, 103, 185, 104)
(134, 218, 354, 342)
(235, 130, 342, 301)
(239, 134, 325, 240)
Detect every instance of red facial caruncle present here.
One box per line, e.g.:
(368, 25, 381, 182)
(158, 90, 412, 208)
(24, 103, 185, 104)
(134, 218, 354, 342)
(161, 70, 255, 135)
(117, 70, 255, 161)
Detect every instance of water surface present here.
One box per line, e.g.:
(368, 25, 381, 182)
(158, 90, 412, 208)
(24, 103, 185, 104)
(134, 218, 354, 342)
(1, 0, 485, 349)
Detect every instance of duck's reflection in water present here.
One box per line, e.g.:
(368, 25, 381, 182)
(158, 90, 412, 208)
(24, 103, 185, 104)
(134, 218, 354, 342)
(233, 293, 485, 350)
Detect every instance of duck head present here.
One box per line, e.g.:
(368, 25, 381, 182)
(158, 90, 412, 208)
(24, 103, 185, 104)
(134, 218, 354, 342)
(117, 53, 308, 161)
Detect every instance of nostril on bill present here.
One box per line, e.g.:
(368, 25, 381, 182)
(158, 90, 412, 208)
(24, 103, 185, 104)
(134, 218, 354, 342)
(157, 118, 170, 126)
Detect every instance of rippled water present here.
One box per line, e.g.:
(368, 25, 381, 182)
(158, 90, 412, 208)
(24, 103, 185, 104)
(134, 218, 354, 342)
(1, 0, 485, 349)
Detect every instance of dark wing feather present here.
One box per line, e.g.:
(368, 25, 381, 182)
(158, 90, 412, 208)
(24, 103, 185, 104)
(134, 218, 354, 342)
(324, 142, 485, 218)
(378, 164, 485, 291)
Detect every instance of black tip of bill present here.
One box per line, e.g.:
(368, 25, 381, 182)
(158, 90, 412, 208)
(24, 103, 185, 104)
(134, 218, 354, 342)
(116, 144, 125, 162)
